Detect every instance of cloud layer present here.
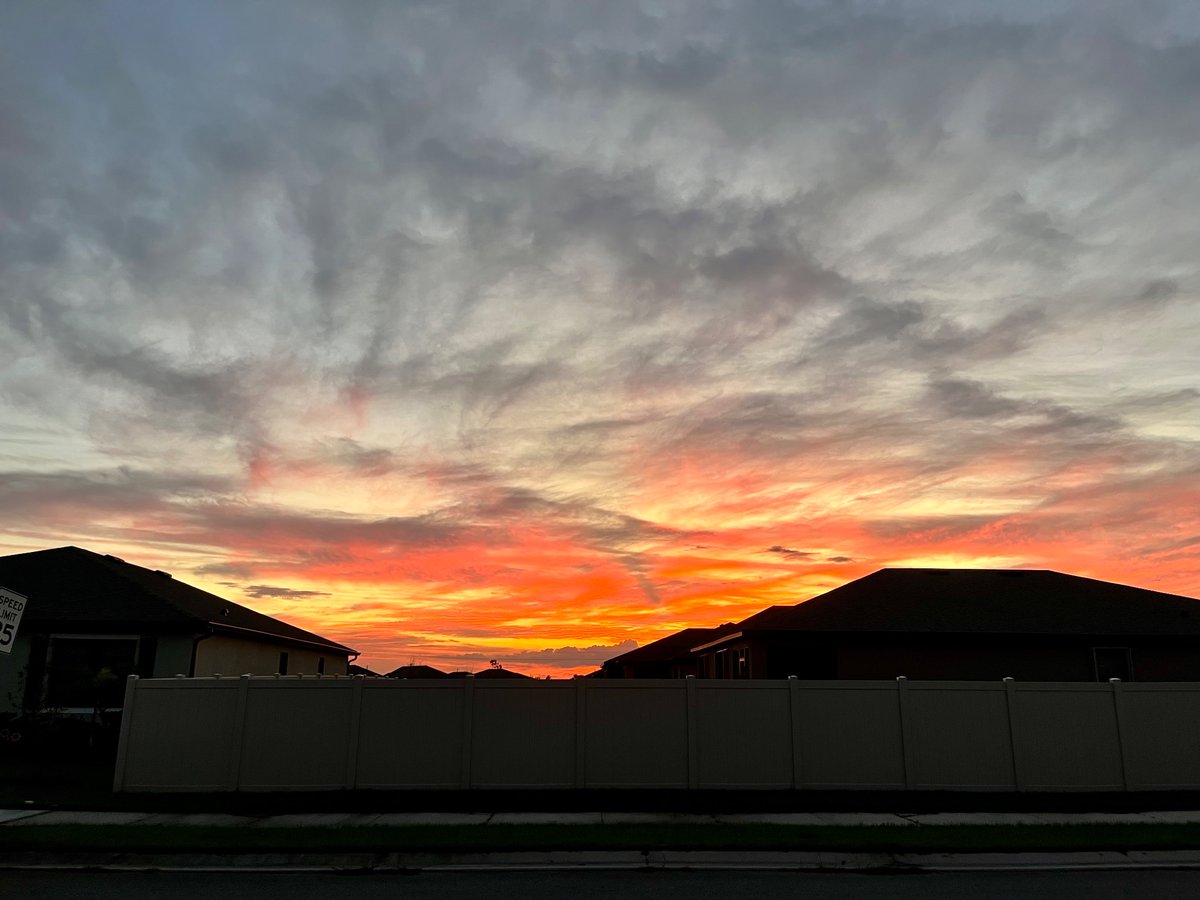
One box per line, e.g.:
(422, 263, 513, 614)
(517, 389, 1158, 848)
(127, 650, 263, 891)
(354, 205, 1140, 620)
(2, 1, 1198, 673)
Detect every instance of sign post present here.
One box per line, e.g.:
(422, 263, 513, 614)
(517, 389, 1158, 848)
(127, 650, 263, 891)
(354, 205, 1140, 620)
(0, 586, 27, 654)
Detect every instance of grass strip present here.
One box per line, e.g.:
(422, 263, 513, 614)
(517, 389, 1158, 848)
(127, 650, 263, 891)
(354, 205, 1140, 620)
(7, 823, 1200, 855)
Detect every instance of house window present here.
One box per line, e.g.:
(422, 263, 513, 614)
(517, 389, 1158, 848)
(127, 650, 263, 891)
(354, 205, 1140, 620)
(714, 649, 729, 678)
(734, 648, 750, 679)
(317, 657, 325, 675)
(1094, 647, 1133, 682)
(45, 635, 139, 710)
(278, 651, 289, 675)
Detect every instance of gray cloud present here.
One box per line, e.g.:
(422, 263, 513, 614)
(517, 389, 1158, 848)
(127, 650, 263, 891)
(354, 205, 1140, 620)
(767, 546, 814, 560)
(927, 378, 1025, 420)
(507, 640, 639, 666)
(0, 468, 232, 516)
(1139, 278, 1180, 303)
(243, 584, 331, 600)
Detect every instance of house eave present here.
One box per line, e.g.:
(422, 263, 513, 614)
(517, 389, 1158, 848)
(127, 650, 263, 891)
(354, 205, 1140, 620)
(691, 631, 744, 653)
(209, 620, 357, 656)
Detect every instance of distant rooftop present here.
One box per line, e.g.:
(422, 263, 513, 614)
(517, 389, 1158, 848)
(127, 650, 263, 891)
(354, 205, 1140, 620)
(386, 664, 449, 678)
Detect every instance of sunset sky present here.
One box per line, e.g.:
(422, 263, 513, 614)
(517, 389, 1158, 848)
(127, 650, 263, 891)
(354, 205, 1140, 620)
(2, 1, 1199, 676)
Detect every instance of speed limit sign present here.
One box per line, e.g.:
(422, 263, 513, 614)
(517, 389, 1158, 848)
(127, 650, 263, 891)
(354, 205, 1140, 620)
(0, 586, 27, 654)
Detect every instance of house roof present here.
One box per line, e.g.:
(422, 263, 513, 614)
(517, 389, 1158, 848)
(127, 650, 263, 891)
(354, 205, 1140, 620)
(717, 568, 1200, 639)
(606, 624, 738, 667)
(472, 666, 532, 679)
(386, 664, 449, 678)
(0, 546, 356, 655)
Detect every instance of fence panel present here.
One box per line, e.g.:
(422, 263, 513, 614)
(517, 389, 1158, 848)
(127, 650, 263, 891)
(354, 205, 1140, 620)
(118, 678, 240, 791)
(1119, 684, 1200, 790)
(238, 680, 354, 790)
(1011, 684, 1124, 791)
(470, 682, 577, 788)
(905, 682, 1016, 790)
(584, 681, 689, 787)
(694, 682, 792, 788)
(355, 682, 464, 789)
(793, 682, 906, 789)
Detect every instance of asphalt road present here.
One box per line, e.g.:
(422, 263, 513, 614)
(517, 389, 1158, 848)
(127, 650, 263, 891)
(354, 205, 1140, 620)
(7, 869, 1200, 900)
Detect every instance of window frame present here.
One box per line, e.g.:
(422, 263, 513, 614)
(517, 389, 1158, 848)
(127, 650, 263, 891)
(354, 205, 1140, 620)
(733, 647, 750, 678)
(43, 633, 141, 713)
(1092, 646, 1134, 682)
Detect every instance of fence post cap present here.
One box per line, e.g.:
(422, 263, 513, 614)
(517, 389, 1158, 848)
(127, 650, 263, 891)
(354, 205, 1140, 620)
(1002, 676, 1015, 682)
(896, 675, 908, 681)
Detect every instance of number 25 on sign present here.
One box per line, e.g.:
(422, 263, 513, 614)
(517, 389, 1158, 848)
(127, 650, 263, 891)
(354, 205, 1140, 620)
(0, 587, 27, 654)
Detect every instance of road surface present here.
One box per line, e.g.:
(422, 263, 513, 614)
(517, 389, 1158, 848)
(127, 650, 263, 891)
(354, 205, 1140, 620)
(7, 868, 1200, 900)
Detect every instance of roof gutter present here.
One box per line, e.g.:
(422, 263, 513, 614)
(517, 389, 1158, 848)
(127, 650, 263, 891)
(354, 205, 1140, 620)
(207, 619, 358, 656)
(691, 631, 744, 653)
(188, 628, 213, 677)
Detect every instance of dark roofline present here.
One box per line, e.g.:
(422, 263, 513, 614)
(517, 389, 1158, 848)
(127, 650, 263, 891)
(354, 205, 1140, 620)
(874, 566, 1198, 601)
(691, 631, 743, 652)
(207, 620, 355, 656)
(1, 546, 357, 656)
(385, 664, 450, 678)
(703, 567, 1200, 642)
(692, 628, 1200, 651)
(604, 623, 739, 667)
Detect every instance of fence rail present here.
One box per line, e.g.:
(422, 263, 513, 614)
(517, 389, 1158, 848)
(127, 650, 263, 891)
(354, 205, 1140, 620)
(112, 675, 1200, 792)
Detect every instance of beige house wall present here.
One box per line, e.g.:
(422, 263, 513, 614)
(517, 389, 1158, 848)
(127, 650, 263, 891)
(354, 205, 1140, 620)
(152, 635, 198, 678)
(1, 632, 347, 716)
(193, 634, 348, 677)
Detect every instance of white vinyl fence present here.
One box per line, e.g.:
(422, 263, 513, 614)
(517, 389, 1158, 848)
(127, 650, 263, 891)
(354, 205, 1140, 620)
(112, 675, 1200, 792)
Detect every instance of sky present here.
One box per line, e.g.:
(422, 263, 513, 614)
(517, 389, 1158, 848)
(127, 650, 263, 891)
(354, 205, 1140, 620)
(1, 1, 1199, 676)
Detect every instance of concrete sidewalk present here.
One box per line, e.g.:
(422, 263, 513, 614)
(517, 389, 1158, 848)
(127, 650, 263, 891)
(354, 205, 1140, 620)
(7, 808, 1200, 873)
(6, 808, 1200, 827)
(6, 847, 1200, 873)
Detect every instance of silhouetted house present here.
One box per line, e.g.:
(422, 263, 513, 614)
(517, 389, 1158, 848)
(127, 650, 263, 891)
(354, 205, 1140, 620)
(348, 663, 383, 677)
(386, 664, 449, 679)
(688, 569, 1200, 682)
(601, 624, 738, 678)
(472, 666, 532, 679)
(0, 546, 357, 715)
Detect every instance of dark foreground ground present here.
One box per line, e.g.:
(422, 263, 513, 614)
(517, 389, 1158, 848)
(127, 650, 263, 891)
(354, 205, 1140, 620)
(10, 820, 1200, 855)
(12, 750, 1200, 868)
(11, 869, 1200, 900)
(9, 753, 1200, 816)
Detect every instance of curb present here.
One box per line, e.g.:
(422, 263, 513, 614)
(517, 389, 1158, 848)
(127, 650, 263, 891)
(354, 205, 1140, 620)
(8, 849, 1200, 873)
